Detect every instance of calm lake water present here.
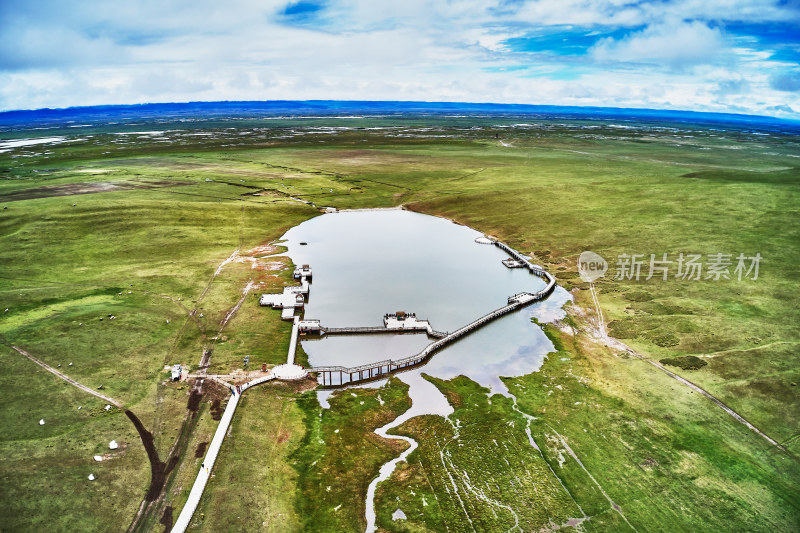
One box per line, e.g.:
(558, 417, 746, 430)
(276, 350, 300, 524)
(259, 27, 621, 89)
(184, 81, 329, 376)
(280, 209, 571, 397)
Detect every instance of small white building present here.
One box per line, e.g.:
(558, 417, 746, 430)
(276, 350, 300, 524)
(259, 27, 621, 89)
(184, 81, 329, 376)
(293, 264, 312, 280)
(384, 311, 433, 332)
(171, 364, 182, 381)
(502, 258, 525, 268)
(298, 319, 321, 333)
(261, 265, 312, 320)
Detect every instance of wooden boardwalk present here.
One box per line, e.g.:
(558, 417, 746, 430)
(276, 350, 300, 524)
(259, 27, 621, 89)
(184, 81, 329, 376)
(313, 240, 556, 387)
(171, 371, 278, 533)
(174, 239, 558, 529)
(171, 390, 240, 533)
(322, 326, 448, 339)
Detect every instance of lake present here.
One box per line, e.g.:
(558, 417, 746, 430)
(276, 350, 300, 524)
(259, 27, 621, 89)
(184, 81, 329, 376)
(279, 208, 571, 399)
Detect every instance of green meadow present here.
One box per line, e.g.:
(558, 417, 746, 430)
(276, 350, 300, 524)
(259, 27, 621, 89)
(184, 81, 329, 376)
(0, 116, 798, 531)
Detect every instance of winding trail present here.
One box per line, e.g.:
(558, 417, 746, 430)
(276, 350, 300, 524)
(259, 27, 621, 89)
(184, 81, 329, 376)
(8, 344, 123, 408)
(694, 340, 799, 359)
(587, 282, 786, 451)
(129, 247, 253, 532)
(1, 341, 179, 531)
(544, 423, 637, 531)
(219, 280, 254, 331)
(510, 400, 587, 520)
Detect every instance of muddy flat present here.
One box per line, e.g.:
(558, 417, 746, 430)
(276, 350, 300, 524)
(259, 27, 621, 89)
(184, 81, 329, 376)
(0, 179, 192, 201)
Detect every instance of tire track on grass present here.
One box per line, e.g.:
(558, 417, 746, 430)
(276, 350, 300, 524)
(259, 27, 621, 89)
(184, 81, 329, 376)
(587, 283, 787, 452)
(1, 341, 175, 533)
(7, 343, 123, 408)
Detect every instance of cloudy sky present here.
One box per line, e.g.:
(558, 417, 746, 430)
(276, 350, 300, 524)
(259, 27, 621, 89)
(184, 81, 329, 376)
(1, 0, 799, 118)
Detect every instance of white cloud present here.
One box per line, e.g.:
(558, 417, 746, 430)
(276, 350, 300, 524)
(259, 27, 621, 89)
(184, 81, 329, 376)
(590, 20, 726, 70)
(0, 0, 797, 118)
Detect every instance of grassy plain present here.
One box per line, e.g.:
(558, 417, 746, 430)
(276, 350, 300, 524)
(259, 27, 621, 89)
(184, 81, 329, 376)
(188, 381, 308, 532)
(1, 115, 798, 531)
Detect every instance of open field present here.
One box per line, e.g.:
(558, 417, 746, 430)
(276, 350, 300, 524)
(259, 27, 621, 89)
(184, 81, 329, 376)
(187, 380, 309, 532)
(1, 114, 798, 531)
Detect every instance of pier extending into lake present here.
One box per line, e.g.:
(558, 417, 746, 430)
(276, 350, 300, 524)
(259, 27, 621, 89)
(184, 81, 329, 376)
(302, 312, 449, 339)
(323, 326, 448, 338)
(311, 240, 556, 387)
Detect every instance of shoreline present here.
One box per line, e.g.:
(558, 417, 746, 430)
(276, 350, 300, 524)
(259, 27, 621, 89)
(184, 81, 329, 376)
(334, 205, 406, 213)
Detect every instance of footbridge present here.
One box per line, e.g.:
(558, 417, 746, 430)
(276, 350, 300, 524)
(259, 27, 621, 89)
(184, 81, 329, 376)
(321, 326, 448, 339)
(313, 243, 557, 387)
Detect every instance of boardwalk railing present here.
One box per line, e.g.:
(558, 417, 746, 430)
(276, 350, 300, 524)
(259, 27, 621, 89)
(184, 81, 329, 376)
(322, 326, 448, 338)
(311, 240, 558, 388)
(313, 300, 525, 386)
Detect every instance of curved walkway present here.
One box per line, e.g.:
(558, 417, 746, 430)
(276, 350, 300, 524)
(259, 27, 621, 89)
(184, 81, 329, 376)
(170, 389, 240, 533)
(173, 239, 556, 529)
(314, 240, 557, 387)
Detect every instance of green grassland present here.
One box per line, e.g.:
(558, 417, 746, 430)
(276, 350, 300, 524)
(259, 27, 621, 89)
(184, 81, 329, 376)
(503, 321, 800, 532)
(188, 381, 307, 532)
(1, 117, 798, 531)
(0, 166, 317, 530)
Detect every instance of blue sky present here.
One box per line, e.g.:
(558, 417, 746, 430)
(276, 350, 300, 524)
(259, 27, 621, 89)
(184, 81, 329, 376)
(1, 0, 799, 118)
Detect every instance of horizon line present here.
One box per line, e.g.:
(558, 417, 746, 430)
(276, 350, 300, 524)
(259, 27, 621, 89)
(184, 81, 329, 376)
(1, 98, 798, 126)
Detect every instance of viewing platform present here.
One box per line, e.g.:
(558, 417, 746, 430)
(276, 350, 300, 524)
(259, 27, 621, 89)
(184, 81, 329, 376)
(502, 258, 526, 268)
(298, 312, 448, 339)
(260, 265, 312, 320)
(384, 311, 432, 332)
(293, 264, 312, 279)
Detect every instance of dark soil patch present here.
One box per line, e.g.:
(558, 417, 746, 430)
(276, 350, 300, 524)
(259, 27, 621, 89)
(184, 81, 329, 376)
(187, 388, 203, 413)
(127, 364, 227, 531)
(282, 375, 321, 394)
(660, 355, 708, 370)
(124, 409, 167, 502)
(159, 506, 173, 532)
(204, 379, 230, 401)
(195, 441, 208, 458)
(210, 399, 223, 421)
(0, 180, 192, 202)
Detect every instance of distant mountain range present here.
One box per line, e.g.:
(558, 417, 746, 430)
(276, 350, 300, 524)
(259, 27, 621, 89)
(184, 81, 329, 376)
(1, 100, 798, 129)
